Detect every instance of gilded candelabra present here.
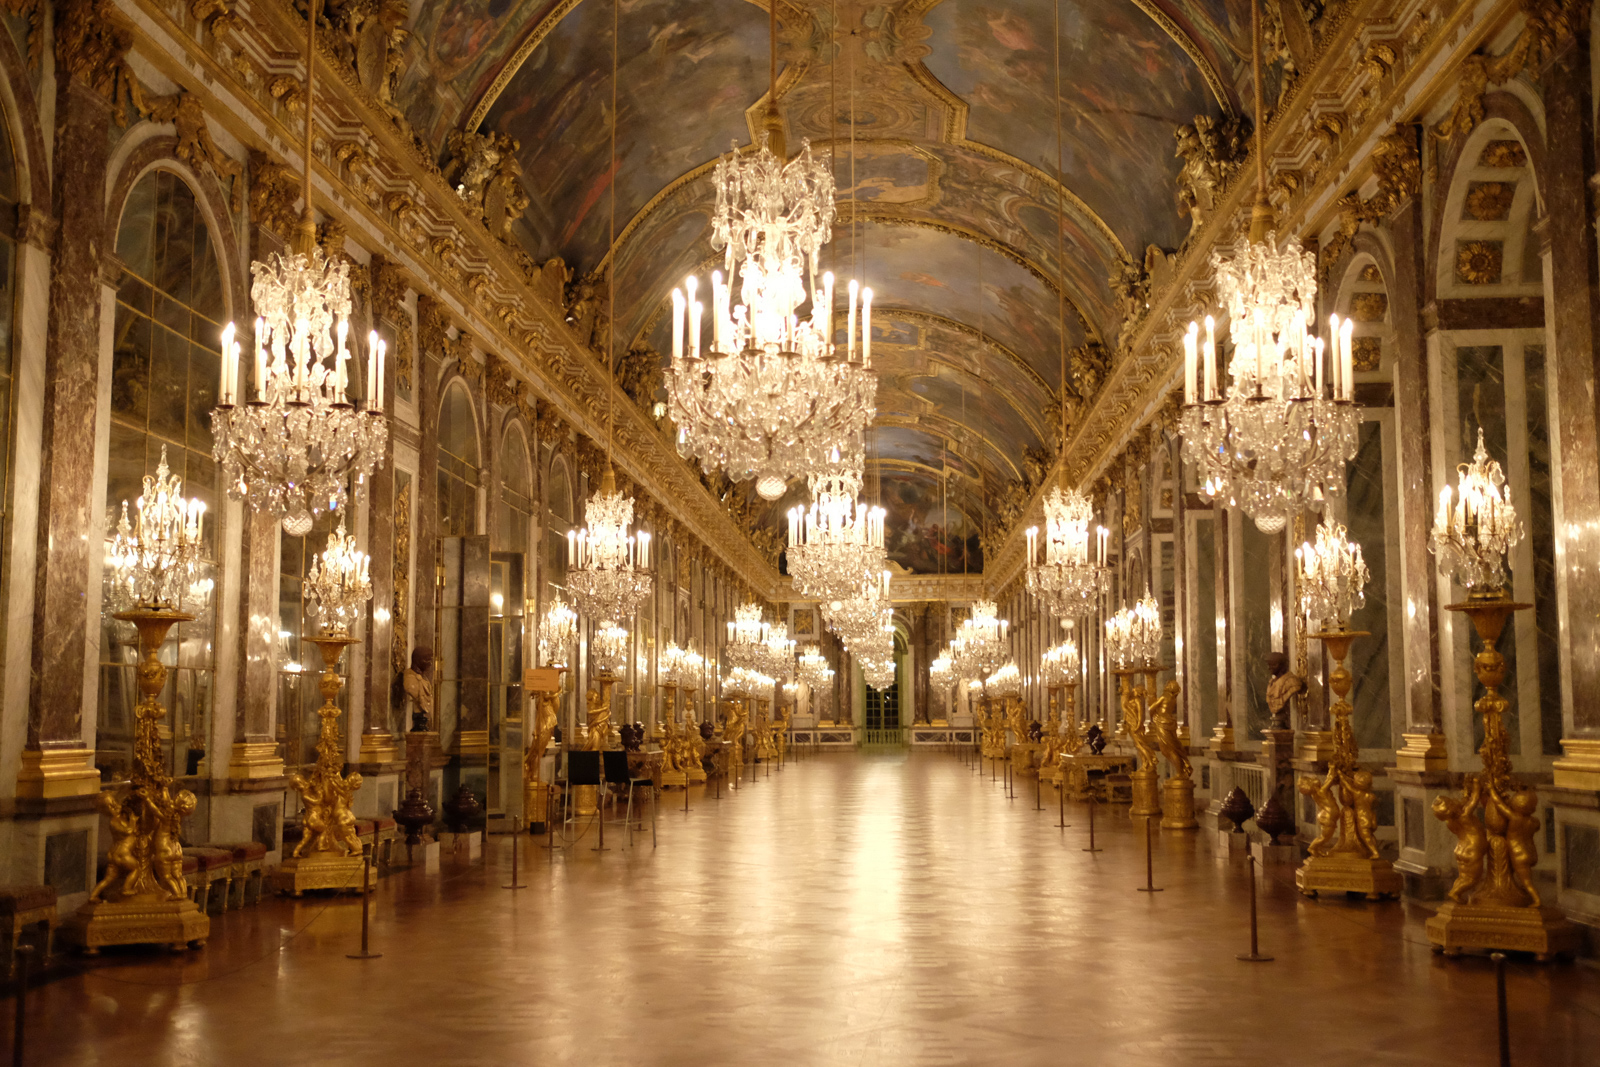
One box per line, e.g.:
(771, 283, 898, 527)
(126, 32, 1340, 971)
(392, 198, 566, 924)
(1115, 667, 1164, 819)
(1422, 434, 1575, 957)
(573, 673, 616, 816)
(522, 672, 563, 825)
(64, 609, 210, 952)
(278, 634, 366, 895)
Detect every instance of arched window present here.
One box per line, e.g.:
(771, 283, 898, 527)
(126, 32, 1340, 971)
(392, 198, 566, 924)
(499, 428, 533, 552)
(438, 381, 480, 536)
(98, 169, 225, 780)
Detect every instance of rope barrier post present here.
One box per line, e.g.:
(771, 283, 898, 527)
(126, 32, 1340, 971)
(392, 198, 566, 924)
(1236, 838, 1272, 962)
(347, 844, 382, 959)
(1034, 764, 1042, 810)
(1058, 774, 1069, 829)
(1136, 816, 1163, 892)
(1082, 792, 1102, 852)
(12, 944, 31, 1067)
(503, 816, 527, 889)
(1493, 953, 1510, 1067)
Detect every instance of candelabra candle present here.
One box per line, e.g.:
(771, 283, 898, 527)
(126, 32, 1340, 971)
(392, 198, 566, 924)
(1040, 640, 1080, 688)
(1296, 520, 1370, 631)
(664, 134, 876, 501)
(1105, 607, 1137, 669)
(538, 596, 579, 668)
(213, 263, 388, 537)
(1429, 428, 1525, 597)
(722, 666, 774, 699)
(107, 446, 206, 612)
(1178, 234, 1361, 534)
(1131, 594, 1162, 665)
(303, 523, 373, 636)
(986, 662, 1022, 697)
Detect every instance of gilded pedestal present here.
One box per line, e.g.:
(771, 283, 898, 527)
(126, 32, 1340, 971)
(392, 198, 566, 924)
(1294, 629, 1401, 900)
(62, 609, 210, 953)
(1425, 599, 1578, 958)
(276, 635, 365, 896)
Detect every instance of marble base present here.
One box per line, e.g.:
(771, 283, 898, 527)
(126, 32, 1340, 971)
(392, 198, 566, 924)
(1130, 769, 1161, 818)
(1552, 737, 1600, 790)
(1426, 901, 1580, 960)
(61, 895, 209, 952)
(405, 840, 441, 872)
(1296, 852, 1402, 900)
(15, 747, 100, 799)
(227, 741, 285, 780)
(1216, 829, 1251, 856)
(660, 769, 687, 789)
(274, 850, 366, 896)
(1394, 732, 1449, 773)
(1159, 778, 1197, 829)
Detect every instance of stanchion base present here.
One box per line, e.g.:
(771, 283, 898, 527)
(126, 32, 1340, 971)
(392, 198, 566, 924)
(1081, 847, 1103, 853)
(1236, 952, 1274, 962)
(346, 951, 384, 959)
(1136, 886, 1164, 893)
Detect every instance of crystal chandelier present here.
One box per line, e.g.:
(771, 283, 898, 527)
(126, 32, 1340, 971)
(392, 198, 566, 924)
(565, 468, 653, 623)
(986, 661, 1021, 697)
(822, 570, 892, 648)
(796, 643, 834, 690)
(1105, 594, 1161, 668)
(1429, 428, 1524, 596)
(1296, 520, 1370, 631)
(950, 600, 1009, 681)
(538, 595, 578, 668)
(662, 4, 874, 500)
(106, 446, 206, 612)
(1040, 638, 1080, 688)
(787, 456, 887, 602)
(724, 603, 772, 670)
(929, 652, 954, 698)
(212, 3, 386, 537)
(723, 666, 773, 699)
(591, 622, 629, 676)
(660, 641, 703, 689)
(762, 622, 796, 682)
(1025, 486, 1111, 616)
(303, 523, 372, 636)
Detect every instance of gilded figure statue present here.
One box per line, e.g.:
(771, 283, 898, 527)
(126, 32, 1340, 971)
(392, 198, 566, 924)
(582, 685, 614, 750)
(1149, 681, 1189, 779)
(1037, 708, 1065, 776)
(1124, 683, 1160, 770)
(1434, 780, 1486, 905)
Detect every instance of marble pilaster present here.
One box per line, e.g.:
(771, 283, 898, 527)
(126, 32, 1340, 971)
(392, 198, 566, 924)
(1539, 44, 1600, 790)
(18, 77, 113, 798)
(228, 508, 285, 779)
(1208, 504, 1234, 754)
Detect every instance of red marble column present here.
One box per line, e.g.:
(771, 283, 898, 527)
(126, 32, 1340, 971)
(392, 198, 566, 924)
(18, 73, 113, 798)
(1540, 43, 1600, 789)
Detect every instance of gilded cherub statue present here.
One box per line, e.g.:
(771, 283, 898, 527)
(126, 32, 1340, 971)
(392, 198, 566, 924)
(1434, 779, 1487, 904)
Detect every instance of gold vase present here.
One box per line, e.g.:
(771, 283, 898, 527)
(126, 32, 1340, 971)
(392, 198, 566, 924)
(276, 633, 366, 895)
(1294, 628, 1400, 899)
(63, 609, 211, 953)
(1425, 598, 1577, 958)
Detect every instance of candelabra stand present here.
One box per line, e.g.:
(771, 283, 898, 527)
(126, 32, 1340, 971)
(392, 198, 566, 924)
(1005, 694, 1039, 779)
(64, 609, 210, 952)
(1116, 667, 1163, 819)
(1290, 629, 1400, 898)
(1426, 598, 1578, 958)
(1144, 671, 1194, 830)
(659, 684, 688, 788)
(277, 634, 366, 895)
(573, 672, 616, 816)
(684, 691, 708, 783)
(522, 671, 563, 831)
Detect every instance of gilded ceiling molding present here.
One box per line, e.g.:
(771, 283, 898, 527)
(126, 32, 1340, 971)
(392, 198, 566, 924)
(983, 0, 1490, 593)
(879, 309, 1056, 397)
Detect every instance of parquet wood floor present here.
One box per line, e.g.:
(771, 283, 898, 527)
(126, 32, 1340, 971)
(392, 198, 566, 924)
(13, 751, 1600, 1065)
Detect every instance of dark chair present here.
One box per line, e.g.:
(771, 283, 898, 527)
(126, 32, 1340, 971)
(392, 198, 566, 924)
(565, 750, 602, 832)
(602, 750, 656, 849)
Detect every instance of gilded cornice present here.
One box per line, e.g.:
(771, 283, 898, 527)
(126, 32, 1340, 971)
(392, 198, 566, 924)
(119, 0, 785, 596)
(983, 0, 1515, 596)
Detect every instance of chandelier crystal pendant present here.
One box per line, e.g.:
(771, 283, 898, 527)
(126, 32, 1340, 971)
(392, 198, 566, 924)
(1040, 638, 1080, 689)
(986, 662, 1021, 697)
(1295, 519, 1370, 631)
(591, 622, 630, 677)
(950, 600, 1009, 681)
(107, 446, 207, 612)
(564, 467, 654, 623)
(929, 652, 954, 698)
(762, 622, 797, 682)
(787, 455, 887, 602)
(796, 642, 835, 692)
(723, 666, 774, 700)
(1429, 428, 1524, 596)
(1025, 485, 1111, 616)
(302, 523, 373, 636)
(821, 569, 892, 648)
(212, 0, 387, 538)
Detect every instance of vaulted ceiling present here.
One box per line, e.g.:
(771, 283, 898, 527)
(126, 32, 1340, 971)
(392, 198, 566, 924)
(391, 0, 1259, 573)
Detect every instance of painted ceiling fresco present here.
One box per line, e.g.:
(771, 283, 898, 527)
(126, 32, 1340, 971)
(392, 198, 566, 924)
(391, 0, 1253, 573)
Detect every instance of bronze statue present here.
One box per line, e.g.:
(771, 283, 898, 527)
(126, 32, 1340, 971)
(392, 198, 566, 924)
(1263, 651, 1306, 731)
(403, 646, 435, 732)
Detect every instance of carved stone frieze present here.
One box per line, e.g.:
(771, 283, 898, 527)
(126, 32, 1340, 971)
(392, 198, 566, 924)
(248, 150, 301, 239)
(146, 91, 245, 211)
